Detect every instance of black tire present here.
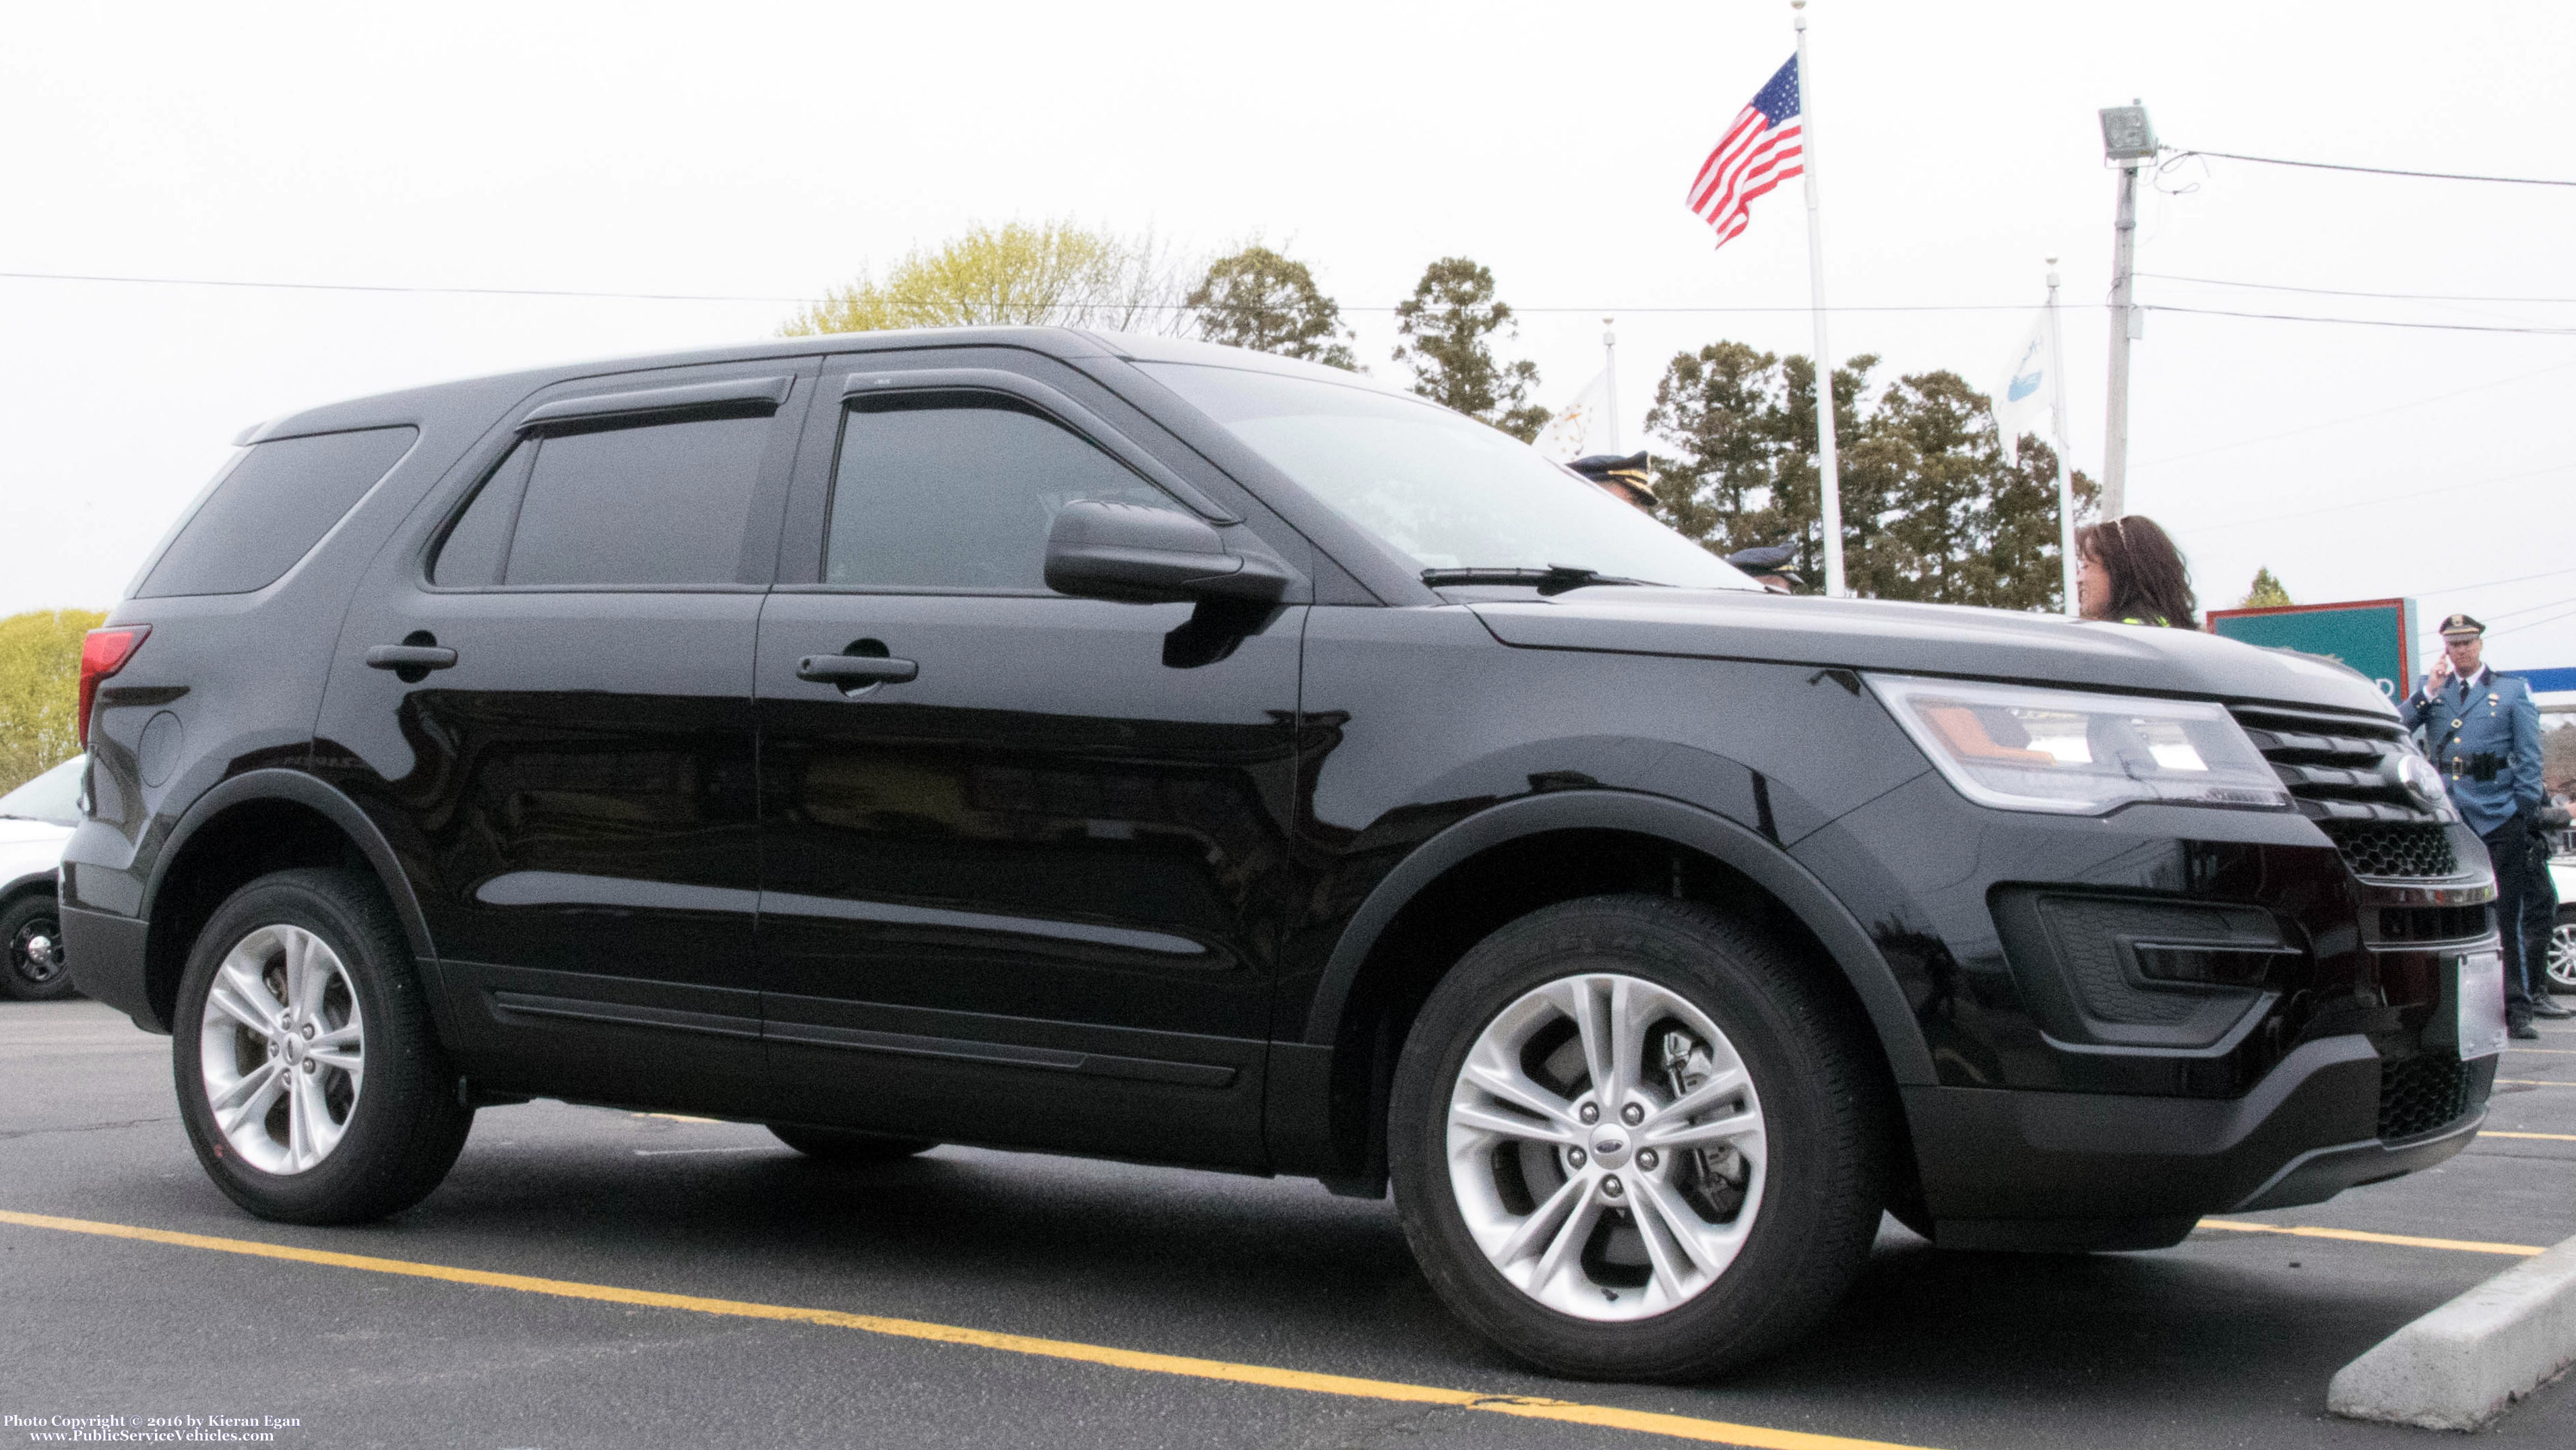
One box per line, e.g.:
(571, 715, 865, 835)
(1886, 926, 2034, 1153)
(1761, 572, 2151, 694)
(1389, 895, 1891, 1382)
(3, 891, 80, 1001)
(172, 869, 473, 1224)
(767, 1124, 939, 1162)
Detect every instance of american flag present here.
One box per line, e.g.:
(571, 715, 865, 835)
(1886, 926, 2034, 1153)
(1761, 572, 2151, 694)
(1685, 57, 1804, 249)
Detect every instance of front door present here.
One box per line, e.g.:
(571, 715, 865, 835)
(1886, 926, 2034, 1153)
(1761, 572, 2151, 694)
(314, 362, 809, 1114)
(756, 356, 1302, 1166)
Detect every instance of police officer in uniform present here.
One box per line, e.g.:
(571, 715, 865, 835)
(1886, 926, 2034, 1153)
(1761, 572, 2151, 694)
(2399, 614, 2565, 1038)
(1567, 452, 1656, 511)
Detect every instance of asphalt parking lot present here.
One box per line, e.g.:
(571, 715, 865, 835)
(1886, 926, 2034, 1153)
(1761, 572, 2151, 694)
(5, 998, 2573, 1450)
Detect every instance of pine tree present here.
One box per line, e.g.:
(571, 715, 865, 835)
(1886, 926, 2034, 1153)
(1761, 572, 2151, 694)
(1186, 245, 1356, 368)
(2240, 567, 2293, 608)
(1391, 257, 1549, 441)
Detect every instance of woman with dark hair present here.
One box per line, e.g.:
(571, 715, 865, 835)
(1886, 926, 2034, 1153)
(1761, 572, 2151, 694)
(2075, 514, 2197, 628)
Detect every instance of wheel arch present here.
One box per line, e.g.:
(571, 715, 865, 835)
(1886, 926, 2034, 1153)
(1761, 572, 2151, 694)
(139, 769, 433, 1030)
(1283, 791, 1935, 1191)
(1306, 792, 1933, 1075)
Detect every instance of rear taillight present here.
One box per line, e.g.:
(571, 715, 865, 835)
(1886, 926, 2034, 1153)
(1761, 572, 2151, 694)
(78, 626, 150, 747)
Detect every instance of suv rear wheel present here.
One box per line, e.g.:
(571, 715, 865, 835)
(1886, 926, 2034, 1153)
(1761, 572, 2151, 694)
(173, 869, 472, 1224)
(1389, 895, 1889, 1381)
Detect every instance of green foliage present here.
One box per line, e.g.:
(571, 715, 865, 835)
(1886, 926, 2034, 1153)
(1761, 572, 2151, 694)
(1646, 344, 2098, 611)
(1391, 257, 1549, 441)
(784, 220, 1191, 336)
(0, 608, 106, 792)
(1187, 245, 1357, 369)
(2240, 567, 2293, 608)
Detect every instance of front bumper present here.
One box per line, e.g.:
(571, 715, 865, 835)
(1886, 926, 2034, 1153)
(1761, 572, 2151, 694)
(1905, 1033, 2494, 1251)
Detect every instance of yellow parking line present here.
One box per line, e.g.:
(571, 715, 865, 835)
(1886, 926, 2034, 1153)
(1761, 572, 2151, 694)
(2496, 1079, 2576, 1087)
(2198, 1220, 2542, 1257)
(0, 1209, 1935, 1450)
(2482, 1130, 2576, 1141)
(2504, 1047, 2576, 1055)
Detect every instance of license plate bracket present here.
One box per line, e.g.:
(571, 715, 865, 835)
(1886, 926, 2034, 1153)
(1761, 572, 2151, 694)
(2458, 949, 2506, 1061)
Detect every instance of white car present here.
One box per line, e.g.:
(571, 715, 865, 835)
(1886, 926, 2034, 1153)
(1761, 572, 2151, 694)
(2552, 851, 2576, 995)
(0, 755, 82, 1001)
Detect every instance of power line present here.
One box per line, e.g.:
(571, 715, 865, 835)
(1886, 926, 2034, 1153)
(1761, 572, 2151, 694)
(2139, 273, 2576, 307)
(2173, 148, 2576, 189)
(2143, 303, 2576, 337)
(0, 269, 2069, 315)
(2417, 562, 2576, 598)
(2492, 601, 2576, 637)
(0, 268, 813, 304)
(2132, 357, 2576, 470)
(2167, 460, 2576, 534)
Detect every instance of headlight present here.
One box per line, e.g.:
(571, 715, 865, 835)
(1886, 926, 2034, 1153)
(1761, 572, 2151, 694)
(1869, 674, 2291, 816)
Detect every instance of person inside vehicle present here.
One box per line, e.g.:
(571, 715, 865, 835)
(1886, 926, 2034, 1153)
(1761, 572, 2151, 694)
(2075, 515, 2197, 628)
(1567, 451, 1657, 511)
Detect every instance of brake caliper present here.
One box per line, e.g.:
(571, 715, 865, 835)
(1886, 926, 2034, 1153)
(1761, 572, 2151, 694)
(1660, 1029, 1749, 1222)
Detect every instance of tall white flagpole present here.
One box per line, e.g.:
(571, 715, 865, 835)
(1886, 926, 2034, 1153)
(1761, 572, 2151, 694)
(2046, 257, 2079, 617)
(1602, 318, 1621, 453)
(1793, 0, 1845, 596)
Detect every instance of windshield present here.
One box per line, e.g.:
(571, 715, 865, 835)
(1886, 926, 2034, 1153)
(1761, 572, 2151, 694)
(0, 755, 84, 827)
(1139, 362, 1757, 590)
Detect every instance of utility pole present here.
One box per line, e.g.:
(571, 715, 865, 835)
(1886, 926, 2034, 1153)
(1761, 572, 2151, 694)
(1602, 318, 1620, 453)
(2098, 100, 2156, 520)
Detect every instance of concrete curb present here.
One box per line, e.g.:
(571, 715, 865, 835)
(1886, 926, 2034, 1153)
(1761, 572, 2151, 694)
(2327, 1231, 2576, 1430)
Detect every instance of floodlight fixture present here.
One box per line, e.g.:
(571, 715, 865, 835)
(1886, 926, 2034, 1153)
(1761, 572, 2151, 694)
(2100, 101, 2158, 162)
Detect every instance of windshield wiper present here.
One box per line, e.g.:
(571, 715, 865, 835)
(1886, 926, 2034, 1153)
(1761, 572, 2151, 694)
(1419, 565, 1662, 596)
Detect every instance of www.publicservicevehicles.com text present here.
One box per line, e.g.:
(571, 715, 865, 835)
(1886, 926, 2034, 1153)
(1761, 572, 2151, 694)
(5, 1416, 299, 1443)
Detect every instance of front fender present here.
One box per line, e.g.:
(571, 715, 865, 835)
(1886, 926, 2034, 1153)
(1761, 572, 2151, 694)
(1300, 788, 1938, 1085)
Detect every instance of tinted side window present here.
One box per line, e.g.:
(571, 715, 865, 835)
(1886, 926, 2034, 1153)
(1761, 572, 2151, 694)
(825, 396, 1176, 591)
(139, 427, 417, 597)
(493, 414, 772, 587)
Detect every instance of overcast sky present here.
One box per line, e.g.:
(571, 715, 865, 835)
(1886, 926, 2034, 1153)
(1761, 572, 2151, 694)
(4, 0, 2571, 679)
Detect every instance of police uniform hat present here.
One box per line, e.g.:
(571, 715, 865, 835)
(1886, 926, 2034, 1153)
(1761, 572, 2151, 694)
(1725, 544, 1798, 573)
(1568, 451, 1655, 507)
(2439, 613, 2487, 638)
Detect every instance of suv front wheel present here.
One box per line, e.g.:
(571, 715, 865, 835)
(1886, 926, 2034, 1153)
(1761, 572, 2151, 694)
(1389, 895, 1889, 1381)
(173, 869, 473, 1224)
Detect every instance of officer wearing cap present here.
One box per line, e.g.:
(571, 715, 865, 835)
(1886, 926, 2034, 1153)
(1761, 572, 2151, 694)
(1568, 452, 1656, 512)
(1723, 544, 1802, 594)
(2399, 613, 2563, 1036)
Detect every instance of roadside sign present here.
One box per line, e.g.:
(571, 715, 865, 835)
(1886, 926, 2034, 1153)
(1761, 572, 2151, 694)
(2206, 598, 2418, 701)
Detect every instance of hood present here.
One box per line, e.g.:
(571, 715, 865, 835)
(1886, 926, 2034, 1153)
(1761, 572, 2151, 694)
(0, 818, 75, 849)
(1469, 589, 2396, 717)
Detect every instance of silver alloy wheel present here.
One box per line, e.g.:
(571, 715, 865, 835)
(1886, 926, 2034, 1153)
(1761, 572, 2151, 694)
(197, 924, 365, 1174)
(1445, 972, 1765, 1322)
(2551, 920, 2576, 991)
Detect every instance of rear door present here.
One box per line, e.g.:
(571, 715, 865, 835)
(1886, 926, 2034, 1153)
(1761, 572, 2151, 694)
(313, 360, 811, 1114)
(755, 351, 1304, 1166)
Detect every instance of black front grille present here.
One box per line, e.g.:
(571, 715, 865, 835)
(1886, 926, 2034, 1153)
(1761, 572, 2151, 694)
(2378, 1052, 2474, 1141)
(2325, 821, 2461, 880)
(2230, 704, 2467, 878)
(2377, 904, 2490, 943)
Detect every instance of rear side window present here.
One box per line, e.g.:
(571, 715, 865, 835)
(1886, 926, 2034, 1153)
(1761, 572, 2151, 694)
(138, 427, 417, 597)
(825, 395, 1176, 591)
(433, 413, 772, 588)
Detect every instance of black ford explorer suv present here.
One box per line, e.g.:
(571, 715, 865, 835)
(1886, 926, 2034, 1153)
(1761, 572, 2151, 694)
(63, 328, 2505, 1380)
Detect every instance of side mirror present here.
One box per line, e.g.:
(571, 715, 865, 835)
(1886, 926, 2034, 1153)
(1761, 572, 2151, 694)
(1044, 500, 1290, 604)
